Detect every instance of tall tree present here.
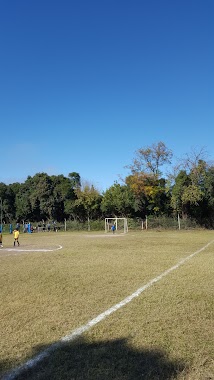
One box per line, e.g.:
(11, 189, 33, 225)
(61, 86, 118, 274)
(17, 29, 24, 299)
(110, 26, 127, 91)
(128, 141, 173, 177)
(171, 148, 214, 225)
(125, 142, 172, 216)
(75, 182, 102, 229)
(27, 173, 54, 220)
(68, 172, 81, 189)
(15, 182, 32, 221)
(101, 183, 136, 217)
(171, 170, 191, 217)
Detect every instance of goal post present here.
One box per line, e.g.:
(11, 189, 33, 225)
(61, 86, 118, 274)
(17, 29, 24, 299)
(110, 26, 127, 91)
(105, 218, 128, 234)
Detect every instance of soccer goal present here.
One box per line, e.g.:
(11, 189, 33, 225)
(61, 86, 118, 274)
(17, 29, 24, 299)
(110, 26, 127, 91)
(105, 218, 128, 234)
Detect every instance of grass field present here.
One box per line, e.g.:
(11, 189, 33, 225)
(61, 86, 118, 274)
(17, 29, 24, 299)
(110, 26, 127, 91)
(0, 230, 213, 379)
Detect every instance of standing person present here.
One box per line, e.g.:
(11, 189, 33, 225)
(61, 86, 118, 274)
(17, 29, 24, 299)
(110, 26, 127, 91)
(0, 229, 3, 247)
(111, 224, 116, 234)
(13, 228, 20, 246)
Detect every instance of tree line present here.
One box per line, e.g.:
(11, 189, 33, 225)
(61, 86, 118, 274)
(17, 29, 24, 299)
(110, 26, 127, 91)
(0, 142, 214, 228)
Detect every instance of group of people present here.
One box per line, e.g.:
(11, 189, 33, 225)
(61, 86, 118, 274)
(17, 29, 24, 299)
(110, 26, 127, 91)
(0, 228, 20, 248)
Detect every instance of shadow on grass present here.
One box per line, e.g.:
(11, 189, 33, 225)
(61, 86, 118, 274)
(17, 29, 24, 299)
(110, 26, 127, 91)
(1, 337, 185, 380)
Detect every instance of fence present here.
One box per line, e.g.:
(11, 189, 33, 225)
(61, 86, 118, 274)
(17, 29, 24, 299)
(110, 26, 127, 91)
(0, 217, 203, 234)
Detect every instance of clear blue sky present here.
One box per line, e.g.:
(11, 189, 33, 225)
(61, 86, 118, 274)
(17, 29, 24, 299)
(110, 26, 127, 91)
(1, 0, 213, 192)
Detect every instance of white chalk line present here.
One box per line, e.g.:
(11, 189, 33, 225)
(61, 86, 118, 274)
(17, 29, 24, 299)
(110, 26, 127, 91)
(3, 239, 214, 380)
(0, 245, 63, 257)
(85, 233, 125, 238)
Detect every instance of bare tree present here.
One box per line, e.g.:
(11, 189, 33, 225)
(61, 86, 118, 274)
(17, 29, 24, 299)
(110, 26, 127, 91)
(127, 141, 173, 178)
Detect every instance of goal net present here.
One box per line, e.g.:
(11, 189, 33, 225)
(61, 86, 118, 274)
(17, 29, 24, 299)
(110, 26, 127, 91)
(105, 218, 128, 234)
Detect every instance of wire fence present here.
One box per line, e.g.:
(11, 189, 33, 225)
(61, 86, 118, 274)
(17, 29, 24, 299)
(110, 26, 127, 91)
(0, 216, 203, 235)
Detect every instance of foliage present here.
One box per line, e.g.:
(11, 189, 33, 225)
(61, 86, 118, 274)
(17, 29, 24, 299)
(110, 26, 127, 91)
(127, 141, 173, 177)
(74, 182, 102, 229)
(101, 183, 136, 217)
(0, 142, 214, 228)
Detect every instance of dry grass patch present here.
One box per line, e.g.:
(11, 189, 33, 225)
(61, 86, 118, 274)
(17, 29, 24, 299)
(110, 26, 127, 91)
(0, 230, 213, 379)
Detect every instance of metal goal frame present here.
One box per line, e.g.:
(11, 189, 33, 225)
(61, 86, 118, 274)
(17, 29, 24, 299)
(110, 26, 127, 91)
(105, 217, 128, 233)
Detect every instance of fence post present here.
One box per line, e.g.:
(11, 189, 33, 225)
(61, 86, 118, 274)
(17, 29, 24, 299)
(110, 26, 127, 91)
(178, 213, 181, 230)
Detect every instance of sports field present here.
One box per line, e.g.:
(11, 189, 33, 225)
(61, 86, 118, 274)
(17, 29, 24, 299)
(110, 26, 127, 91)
(0, 230, 213, 379)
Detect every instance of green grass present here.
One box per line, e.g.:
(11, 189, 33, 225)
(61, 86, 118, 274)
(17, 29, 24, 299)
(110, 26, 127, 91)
(0, 230, 213, 379)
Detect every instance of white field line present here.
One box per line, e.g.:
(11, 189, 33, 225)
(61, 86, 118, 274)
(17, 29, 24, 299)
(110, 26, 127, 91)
(3, 239, 214, 380)
(0, 245, 63, 257)
(84, 234, 125, 238)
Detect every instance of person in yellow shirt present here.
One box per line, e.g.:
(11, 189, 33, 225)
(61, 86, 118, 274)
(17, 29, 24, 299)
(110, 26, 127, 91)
(13, 228, 20, 246)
